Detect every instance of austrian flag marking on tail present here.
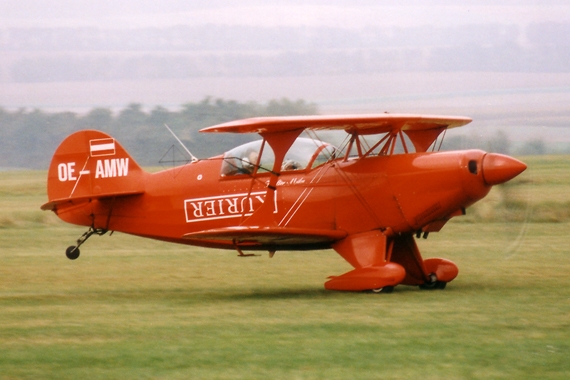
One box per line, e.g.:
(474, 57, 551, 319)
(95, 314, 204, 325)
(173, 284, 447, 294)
(90, 138, 116, 157)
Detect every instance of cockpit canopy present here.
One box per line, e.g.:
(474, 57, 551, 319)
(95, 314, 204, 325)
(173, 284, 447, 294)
(221, 137, 337, 176)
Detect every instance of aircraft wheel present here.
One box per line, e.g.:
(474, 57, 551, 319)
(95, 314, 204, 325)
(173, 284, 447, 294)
(435, 281, 447, 290)
(419, 281, 446, 290)
(370, 286, 394, 294)
(65, 246, 80, 260)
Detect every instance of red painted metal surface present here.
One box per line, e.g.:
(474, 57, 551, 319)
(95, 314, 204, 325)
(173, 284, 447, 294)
(42, 114, 526, 292)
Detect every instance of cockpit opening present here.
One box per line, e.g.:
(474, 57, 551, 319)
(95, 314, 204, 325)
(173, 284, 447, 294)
(221, 138, 337, 176)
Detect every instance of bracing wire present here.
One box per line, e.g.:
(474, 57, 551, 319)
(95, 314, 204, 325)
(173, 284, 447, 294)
(164, 124, 199, 162)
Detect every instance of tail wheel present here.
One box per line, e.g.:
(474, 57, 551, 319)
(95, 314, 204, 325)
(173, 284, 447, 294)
(65, 246, 80, 260)
(64, 228, 107, 261)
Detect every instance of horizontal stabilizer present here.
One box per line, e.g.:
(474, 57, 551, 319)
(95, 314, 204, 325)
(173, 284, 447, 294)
(41, 190, 144, 211)
(183, 226, 347, 247)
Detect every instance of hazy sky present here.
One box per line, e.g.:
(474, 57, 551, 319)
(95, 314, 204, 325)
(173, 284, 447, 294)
(2, 0, 570, 144)
(1, 0, 569, 29)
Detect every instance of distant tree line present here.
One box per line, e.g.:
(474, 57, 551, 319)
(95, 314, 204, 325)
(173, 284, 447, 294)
(442, 130, 551, 156)
(0, 98, 318, 169)
(2, 23, 570, 83)
(0, 97, 553, 170)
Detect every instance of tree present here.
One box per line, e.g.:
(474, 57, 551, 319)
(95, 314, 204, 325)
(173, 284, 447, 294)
(486, 130, 511, 154)
(517, 138, 547, 155)
(0, 97, 320, 169)
(115, 103, 147, 129)
(80, 108, 113, 130)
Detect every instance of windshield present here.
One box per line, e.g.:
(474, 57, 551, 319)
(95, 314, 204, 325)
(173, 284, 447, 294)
(221, 138, 337, 176)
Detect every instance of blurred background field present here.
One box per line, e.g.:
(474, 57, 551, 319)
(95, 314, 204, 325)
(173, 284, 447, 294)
(0, 156, 569, 379)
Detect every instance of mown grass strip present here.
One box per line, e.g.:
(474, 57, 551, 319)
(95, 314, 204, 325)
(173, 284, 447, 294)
(0, 158, 569, 379)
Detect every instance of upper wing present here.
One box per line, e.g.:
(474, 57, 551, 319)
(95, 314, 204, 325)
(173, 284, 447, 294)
(200, 114, 472, 153)
(200, 114, 471, 135)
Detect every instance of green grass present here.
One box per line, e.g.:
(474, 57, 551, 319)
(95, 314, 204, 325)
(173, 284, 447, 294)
(1, 158, 569, 379)
(461, 155, 570, 223)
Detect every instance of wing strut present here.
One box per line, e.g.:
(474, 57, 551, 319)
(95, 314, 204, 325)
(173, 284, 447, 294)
(240, 128, 304, 227)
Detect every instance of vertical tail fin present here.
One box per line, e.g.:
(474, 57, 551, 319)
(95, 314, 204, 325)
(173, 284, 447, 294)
(41, 130, 146, 211)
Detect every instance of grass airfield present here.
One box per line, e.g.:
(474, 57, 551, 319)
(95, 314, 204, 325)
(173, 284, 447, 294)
(1, 157, 569, 379)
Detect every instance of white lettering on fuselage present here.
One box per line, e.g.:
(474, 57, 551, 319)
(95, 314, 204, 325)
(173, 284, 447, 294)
(276, 177, 306, 186)
(95, 158, 129, 178)
(184, 191, 276, 223)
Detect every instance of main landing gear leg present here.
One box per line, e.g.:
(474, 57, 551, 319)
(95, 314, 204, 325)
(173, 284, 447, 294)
(390, 234, 458, 290)
(65, 227, 108, 260)
(325, 230, 406, 293)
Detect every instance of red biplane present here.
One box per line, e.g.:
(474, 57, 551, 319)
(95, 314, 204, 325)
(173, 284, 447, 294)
(42, 114, 526, 292)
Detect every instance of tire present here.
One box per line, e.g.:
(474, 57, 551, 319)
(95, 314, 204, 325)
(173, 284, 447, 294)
(419, 281, 447, 290)
(435, 281, 447, 290)
(65, 246, 80, 260)
(370, 286, 394, 294)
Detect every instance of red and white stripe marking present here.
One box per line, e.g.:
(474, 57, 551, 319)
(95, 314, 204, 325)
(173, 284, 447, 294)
(90, 138, 116, 157)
